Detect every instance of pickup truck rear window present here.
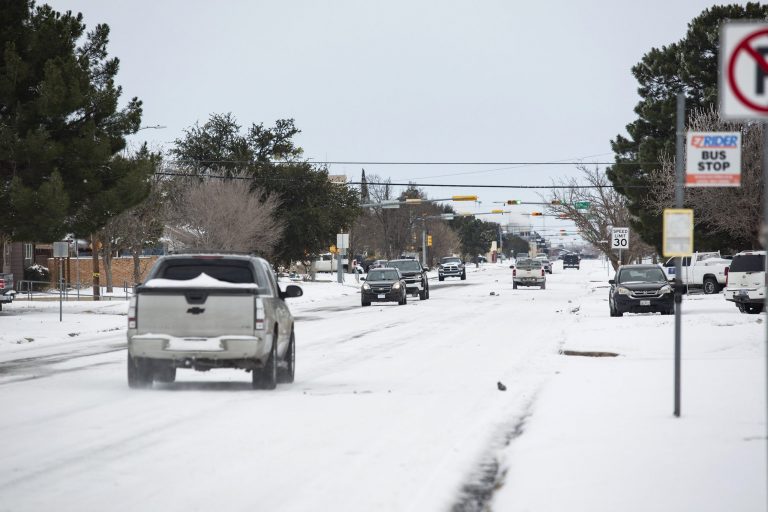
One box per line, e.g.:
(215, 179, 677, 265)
(158, 262, 256, 284)
(729, 254, 765, 273)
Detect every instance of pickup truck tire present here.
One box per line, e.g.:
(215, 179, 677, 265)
(702, 277, 719, 295)
(253, 333, 278, 390)
(419, 289, 426, 300)
(127, 356, 153, 388)
(513, 282, 518, 289)
(277, 330, 296, 384)
(425, 287, 430, 299)
(744, 303, 765, 314)
(361, 299, 371, 307)
(438, 275, 445, 282)
(540, 282, 546, 290)
(461, 272, 466, 280)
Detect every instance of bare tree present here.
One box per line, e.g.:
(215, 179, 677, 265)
(547, 166, 654, 270)
(647, 107, 763, 251)
(166, 172, 284, 256)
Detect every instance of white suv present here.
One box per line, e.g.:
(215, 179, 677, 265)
(724, 250, 765, 314)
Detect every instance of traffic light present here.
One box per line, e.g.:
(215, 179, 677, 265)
(530, 212, 543, 216)
(506, 200, 521, 205)
(427, 235, 433, 246)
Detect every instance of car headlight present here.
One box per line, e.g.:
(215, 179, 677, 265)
(392, 282, 401, 290)
(617, 287, 631, 295)
(362, 283, 371, 290)
(660, 285, 672, 294)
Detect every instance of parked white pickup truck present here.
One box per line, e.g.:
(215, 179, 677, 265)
(127, 254, 302, 390)
(662, 252, 730, 294)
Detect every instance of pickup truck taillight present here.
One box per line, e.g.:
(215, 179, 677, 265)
(255, 297, 265, 330)
(724, 267, 729, 287)
(541, 269, 545, 277)
(0, 279, 4, 289)
(512, 269, 516, 277)
(128, 296, 137, 329)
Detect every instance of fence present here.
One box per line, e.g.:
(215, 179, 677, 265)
(15, 279, 135, 301)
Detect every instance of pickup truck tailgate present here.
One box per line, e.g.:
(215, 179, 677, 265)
(136, 289, 256, 337)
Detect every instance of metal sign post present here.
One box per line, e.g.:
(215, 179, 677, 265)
(53, 242, 68, 322)
(336, 233, 349, 284)
(673, 93, 686, 417)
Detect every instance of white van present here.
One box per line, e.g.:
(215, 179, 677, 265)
(724, 250, 765, 314)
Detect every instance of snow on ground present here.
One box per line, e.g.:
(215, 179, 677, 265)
(0, 259, 764, 511)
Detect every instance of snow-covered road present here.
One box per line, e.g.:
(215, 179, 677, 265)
(0, 261, 764, 512)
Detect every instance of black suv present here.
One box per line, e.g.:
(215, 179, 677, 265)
(386, 259, 430, 300)
(609, 264, 673, 317)
(361, 268, 407, 306)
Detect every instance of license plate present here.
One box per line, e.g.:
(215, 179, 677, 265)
(640, 300, 651, 306)
(378, 294, 385, 299)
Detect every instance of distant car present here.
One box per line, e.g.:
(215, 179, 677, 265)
(609, 264, 673, 317)
(512, 258, 546, 289)
(438, 256, 466, 281)
(534, 255, 552, 274)
(724, 250, 765, 314)
(361, 268, 407, 306)
(368, 259, 388, 272)
(563, 254, 580, 269)
(386, 259, 430, 300)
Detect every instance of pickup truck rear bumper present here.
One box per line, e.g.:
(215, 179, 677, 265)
(128, 333, 271, 361)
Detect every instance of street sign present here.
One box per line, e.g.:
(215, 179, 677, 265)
(685, 131, 741, 187)
(663, 209, 694, 257)
(720, 22, 768, 119)
(611, 228, 629, 249)
(336, 233, 349, 250)
(574, 201, 590, 209)
(53, 241, 69, 258)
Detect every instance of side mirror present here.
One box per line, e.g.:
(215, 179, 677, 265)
(424, 267, 430, 272)
(360, 277, 366, 281)
(608, 279, 615, 285)
(280, 284, 303, 299)
(509, 265, 514, 269)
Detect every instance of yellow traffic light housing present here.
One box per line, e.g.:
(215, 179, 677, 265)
(427, 235, 433, 246)
(452, 195, 478, 201)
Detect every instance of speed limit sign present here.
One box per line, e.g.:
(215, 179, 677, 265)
(611, 228, 630, 249)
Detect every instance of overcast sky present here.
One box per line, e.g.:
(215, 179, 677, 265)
(47, 0, 722, 233)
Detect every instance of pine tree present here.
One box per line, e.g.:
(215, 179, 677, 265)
(0, 1, 144, 241)
(360, 169, 370, 202)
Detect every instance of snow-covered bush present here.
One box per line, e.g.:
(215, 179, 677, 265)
(24, 264, 50, 291)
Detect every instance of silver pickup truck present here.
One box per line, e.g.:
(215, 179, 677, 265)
(127, 254, 302, 390)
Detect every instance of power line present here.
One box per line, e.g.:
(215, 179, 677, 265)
(154, 171, 653, 190)
(165, 159, 649, 167)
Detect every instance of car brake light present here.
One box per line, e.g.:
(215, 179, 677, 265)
(724, 267, 729, 287)
(0, 279, 4, 288)
(128, 296, 137, 329)
(512, 269, 516, 277)
(255, 297, 265, 330)
(541, 269, 545, 277)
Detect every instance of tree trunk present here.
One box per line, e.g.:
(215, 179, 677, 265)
(91, 234, 100, 301)
(132, 248, 142, 284)
(102, 240, 114, 293)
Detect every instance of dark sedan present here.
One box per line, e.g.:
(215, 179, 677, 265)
(361, 268, 407, 306)
(609, 264, 674, 317)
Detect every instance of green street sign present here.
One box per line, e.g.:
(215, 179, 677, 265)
(574, 201, 590, 209)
